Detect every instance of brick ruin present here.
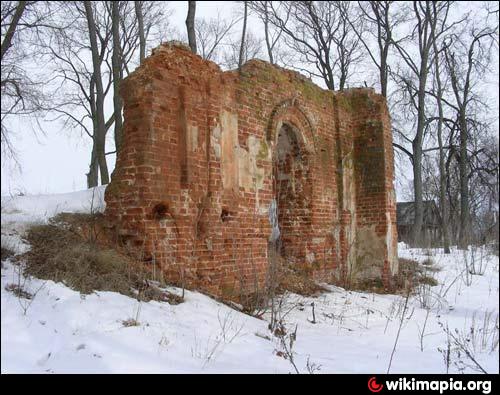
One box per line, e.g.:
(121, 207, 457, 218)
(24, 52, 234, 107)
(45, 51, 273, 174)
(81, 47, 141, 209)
(104, 42, 398, 298)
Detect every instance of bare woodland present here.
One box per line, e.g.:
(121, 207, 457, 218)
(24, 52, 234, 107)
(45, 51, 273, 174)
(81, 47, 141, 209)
(1, 1, 499, 250)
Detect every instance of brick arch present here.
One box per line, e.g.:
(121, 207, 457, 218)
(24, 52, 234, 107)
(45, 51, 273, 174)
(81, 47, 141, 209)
(266, 98, 316, 154)
(269, 100, 315, 265)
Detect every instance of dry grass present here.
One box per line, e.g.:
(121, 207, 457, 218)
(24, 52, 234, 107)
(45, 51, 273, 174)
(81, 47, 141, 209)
(421, 258, 435, 266)
(122, 318, 140, 327)
(266, 251, 328, 297)
(419, 275, 439, 286)
(355, 277, 386, 293)
(5, 283, 33, 299)
(395, 257, 439, 291)
(20, 213, 183, 304)
(277, 265, 328, 297)
(233, 254, 328, 317)
(1, 246, 15, 262)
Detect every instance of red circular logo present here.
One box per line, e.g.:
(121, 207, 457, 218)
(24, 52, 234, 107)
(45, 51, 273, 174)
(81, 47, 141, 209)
(368, 377, 384, 393)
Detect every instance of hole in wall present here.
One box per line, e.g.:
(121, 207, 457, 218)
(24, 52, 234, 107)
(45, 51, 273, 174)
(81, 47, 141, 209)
(273, 123, 309, 260)
(220, 208, 234, 222)
(152, 202, 169, 219)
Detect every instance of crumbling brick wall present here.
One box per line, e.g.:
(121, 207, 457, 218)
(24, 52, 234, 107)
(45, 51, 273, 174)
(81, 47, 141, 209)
(104, 42, 398, 297)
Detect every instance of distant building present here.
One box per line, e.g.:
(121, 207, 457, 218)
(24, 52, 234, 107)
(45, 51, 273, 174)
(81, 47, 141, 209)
(396, 201, 441, 246)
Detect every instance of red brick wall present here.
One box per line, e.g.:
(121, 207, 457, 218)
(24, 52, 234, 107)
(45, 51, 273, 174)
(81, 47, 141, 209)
(104, 43, 398, 297)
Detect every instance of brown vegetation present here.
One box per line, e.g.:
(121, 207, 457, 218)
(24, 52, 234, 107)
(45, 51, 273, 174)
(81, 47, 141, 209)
(20, 213, 183, 304)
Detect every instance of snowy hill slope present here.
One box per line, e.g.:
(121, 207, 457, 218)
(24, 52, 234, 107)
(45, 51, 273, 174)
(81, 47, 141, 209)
(1, 187, 498, 373)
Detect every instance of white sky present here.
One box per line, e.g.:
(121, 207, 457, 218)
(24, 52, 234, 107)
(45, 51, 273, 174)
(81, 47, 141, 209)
(1, 1, 498, 199)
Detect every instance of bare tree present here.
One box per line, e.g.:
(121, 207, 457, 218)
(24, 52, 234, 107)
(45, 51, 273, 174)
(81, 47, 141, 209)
(111, 0, 123, 155)
(36, 1, 115, 187)
(426, 128, 499, 247)
(194, 13, 239, 63)
(248, 1, 282, 65)
(238, 0, 248, 71)
(1, 0, 28, 162)
(347, 1, 407, 98)
(126, 1, 171, 69)
(391, 1, 457, 245)
(84, 1, 110, 186)
(443, 25, 496, 248)
(264, 1, 363, 91)
(33, 1, 167, 187)
(467, 133, 499, 245)
(248, 1, 294, 66)
(134, 1, 145, 64)
(1, 1, 58, 163)
(0, 0, 26, 61)
(223, 30, 263, 70)
(186, 0, 196, 54)
(431, 39, 451, 253)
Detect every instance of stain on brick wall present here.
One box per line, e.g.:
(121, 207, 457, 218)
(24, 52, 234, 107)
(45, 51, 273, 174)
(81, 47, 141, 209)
(104, 42, 398, 297)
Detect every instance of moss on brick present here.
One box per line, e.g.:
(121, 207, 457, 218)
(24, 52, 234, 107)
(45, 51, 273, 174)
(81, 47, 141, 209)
(299, 78, 331, 107)
(335, 94, 353, 113)
(257, 139, 269, 160)
(105, 179, 132, 199)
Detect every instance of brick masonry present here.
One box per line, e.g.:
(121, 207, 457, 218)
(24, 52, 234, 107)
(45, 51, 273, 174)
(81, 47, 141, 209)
(104, 42, 398, 298)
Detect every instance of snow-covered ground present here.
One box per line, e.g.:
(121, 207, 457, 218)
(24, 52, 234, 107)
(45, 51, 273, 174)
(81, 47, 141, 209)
(1, 188, 498, 373)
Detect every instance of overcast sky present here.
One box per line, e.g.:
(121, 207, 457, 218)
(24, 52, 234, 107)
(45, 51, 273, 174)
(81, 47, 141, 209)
(1, 1, 498, 200)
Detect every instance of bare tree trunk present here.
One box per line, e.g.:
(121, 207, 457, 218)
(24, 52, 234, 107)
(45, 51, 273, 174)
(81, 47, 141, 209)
(377, 1, 394, 98)
(238, 1, 248, 71)
(0, 1, 27, 61)
(412, 140, 424, 246)
(339, 68, 347, 91)
(263, 1, 273, 64)
(440, 169, 453, 247)
(433, 41, 451, 253)
(86, 141, 98, 188)
(112, 0, 123, 155)
(336, 2, 352, 91)
(186, 1, 197, 54)
(380, 48, 389, 98)
(410, 57, 429, 246)
(135, 1, 146, 64)
(437, 105, 451, 254)
(458, 111, 469, 248)
(84, 1, 109, 185)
